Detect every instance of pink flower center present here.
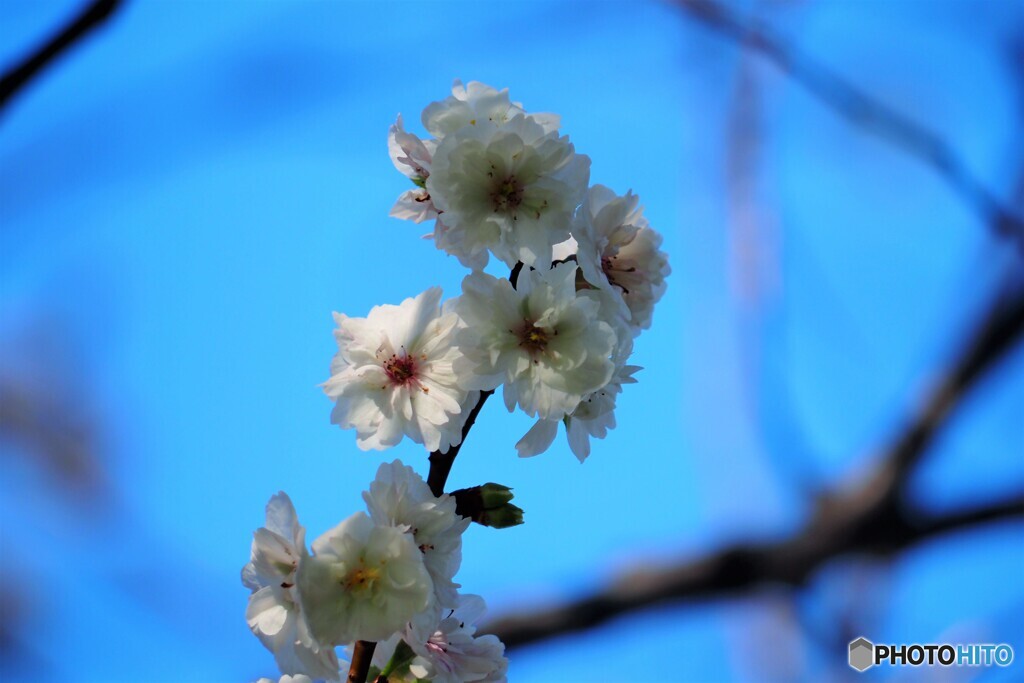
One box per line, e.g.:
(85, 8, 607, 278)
(383, 353, 418, 386)
(602, 254, 637, 294)
(426, 635, 455, 673)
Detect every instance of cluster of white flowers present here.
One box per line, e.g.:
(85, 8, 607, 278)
(377, 80, 668, 461)
(248, 81, 667, 682)
(245, 463, 504, 682)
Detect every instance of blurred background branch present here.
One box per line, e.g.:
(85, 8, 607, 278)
(0, 0, 123, 112)
(0, 376, 107, 500)
(485, 283, 1024, 647)
(674, 0, 1024, 252)
(486, 496, 1023, 649)
(2, 1, 1020, 679)
(483, 0, 1024, 650)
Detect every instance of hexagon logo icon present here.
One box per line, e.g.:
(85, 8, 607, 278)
(849, 637, 875, 672)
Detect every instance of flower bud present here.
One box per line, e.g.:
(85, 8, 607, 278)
(480, 503, 524, 529)
(479, 482, 514, 508)
(451, 483, 525, 529)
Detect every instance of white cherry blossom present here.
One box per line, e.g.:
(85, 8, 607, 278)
(428, 114, 590, 269)
(242, 493, 340, 681)
(407, 594, 508, 683)
(391, 81, 565, 269)
(516, 361, 640, 462)
(363, 461, 471, 620)
(422, 79, 559, 139)
(324, 287, 472, 453)
(514, 273, 639, 461)
(388, 114, 438, 224)
(365, 594, 507, 683)
(572, 184, 670, 333)
(298, 511, 433, 645)
(454, 262, 616, 420)
(244, 83, 670, 683)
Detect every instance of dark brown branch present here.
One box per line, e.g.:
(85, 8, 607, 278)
(485, 495, 1024, 649)
(675, 0, 1024, 251)
(426, 261, 524, 498)
(426, 389, 495, 497)
(484, 284, 1024, 648)
(346, 640, 376, 683)
(0, 0, 123, 112)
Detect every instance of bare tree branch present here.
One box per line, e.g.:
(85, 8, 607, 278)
(0, 0, 123, 112)
(485, 494, 1023, 649)
(484, 284, 1024, 648)
(674, 0, 1024, 252)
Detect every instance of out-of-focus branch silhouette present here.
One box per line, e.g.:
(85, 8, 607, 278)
(485, 285, 1024, 648)
(487, 500, 1023, 649)
(0, 1, 124, 500)
(0, 377, 107, 499)
(0, 0, 122, 494)
(674, 0, 1024, 252)
(0, 0, 123, 112)
(484, 1, 1024, 649)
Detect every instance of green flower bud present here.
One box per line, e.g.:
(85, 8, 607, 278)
(451, 483, 524, 529)
(480, 503, 524, 529)
(479, 482, 514, 508)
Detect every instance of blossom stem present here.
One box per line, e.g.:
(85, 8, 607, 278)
(347, 640, 377, 683)
(353, 264, 525, 681)
(425, 261, 523, 498)
(350, 385, 494, 682)
(426, 389, 494, 497)
(350, 265, 522, 682)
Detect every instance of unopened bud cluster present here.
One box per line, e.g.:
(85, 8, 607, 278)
(452, 483, 524, 529)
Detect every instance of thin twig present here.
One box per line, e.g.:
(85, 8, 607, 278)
(675, 0, 1024, 251)
(0, 0, 123, 112)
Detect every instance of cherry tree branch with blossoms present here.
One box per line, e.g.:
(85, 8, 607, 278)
(242, 81, 670, 683)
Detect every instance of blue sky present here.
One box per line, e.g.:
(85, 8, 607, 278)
(1, 1, 1022, 681)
